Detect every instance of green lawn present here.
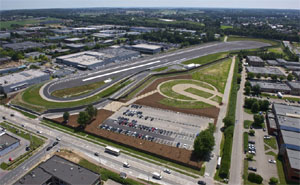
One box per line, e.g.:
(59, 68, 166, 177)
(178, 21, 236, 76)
(244, 120, 253, 129)
(51, 80, 105, 98)
(192, 58, 232, 93)
(243, 132, 249, 153)
(211, 96, 223, 103)
(159, 79, 215, 101)
(182, 52, 228, 65)
(185, 87, 213, 99)
(153, 66, 169, 72)
(264, 137, 277, 150)
(261, 93, 300, 102)
(244, 108, 253, 115)
(159, 98, 212, 109)
(264, 145, 270, 151)
(227, 36, 279, 46)
(268, 47, 284, 54)
(12, 80, 132, 113)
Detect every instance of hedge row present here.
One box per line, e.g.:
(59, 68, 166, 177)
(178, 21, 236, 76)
(244, 132, 249, 153)
(218, 57, 240, 179)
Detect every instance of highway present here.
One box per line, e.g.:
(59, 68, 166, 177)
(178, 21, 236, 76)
(42, 41, 270, 102)
(0, 106, 218, 185)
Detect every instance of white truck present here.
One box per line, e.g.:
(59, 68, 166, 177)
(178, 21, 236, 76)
(277, 92, 283, 99)
(152, 172, 162, 180)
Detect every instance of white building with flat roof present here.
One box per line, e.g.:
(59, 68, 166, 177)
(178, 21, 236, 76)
(0, 70, 50, 94)
(131, 44, 162, 54)
(56, 48, 139, 70)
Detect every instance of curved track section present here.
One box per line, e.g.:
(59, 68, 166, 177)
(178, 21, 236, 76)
(42, 41, 270, 102)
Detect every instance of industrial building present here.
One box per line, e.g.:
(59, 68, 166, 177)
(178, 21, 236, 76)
(0, 131, 20, 157)
(249, 80, 291, 94)
(131, 44, 162, 54)
(130, 27, 160, 33)
(287, 81, 300, 95)
(246, 56, 265, 67)
(266, 103, 300, 183)
(293, 71, 300, 80)
(14, 155, 101, 185)
(0, 70, 50, 94)
(266, 60, 279, 66)
(56, 48, 139, 70)
(24, 52, 45, 58)
(246, 66, 285, 76)
(3, 41, 45, 51)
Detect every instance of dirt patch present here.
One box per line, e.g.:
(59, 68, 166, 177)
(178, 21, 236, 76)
(53, 109, 114, 128)
(137, 75, 192, 97)
(56, 150, 81, 164)
(0, 61, 23, 69)
(135, 92, 219, 122)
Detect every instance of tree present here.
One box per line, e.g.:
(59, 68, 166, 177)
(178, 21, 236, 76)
(85, 105, 97, 119)
(245, 81, 251, 87)
(271, 74, 278, 81)
(77, 111, 90, 127)
(247, 72, 255, 79)
(260, 100, 270, 111)
(63, 112, 70, 123)
(246, 154, 254, 161)
(252, 84, 261, 95)
(269, 177, 278, 185)
(256, 73, 261, 79)
(253, 114, 264, 127)
(223, 116, 234, 128)
(287, 73, 293, 81)
(193, 129, 215, 159)
(251, 102, 260, 113)
(245, 86, 251, 95)
(279, 76, 285, 81)
(248, 173, 263, 184)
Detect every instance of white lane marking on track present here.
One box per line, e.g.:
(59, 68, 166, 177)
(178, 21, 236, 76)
(82, 60, 161, 82)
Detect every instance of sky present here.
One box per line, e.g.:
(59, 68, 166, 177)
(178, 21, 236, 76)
(1, 0, 300, 10)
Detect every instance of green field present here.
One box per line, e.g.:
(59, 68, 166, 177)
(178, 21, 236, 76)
(211, 96, 222, 103)
(268, 47, 284, 54)
(192, 58, 232, 93)
(221, 25, 233, 30)
(153, 66, 169, 72)
(264, 137, 277, 150)
(185, 87, 213, 98)
(182, 52, 228, 65)
(12, 80, 132, 112)
(227, 36, 279, 46)
(244, 120, 253, 129)
(0, 18, 61, 29)
(159, 98, 212, 109)
(51, 81, 105, 98)
(159, 79, 215, 101)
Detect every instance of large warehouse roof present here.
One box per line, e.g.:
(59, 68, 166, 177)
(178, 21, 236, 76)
(249, 81, 291, 91)
(246, 66, 285, 76)
(0, 70, 48, 86)
(132, 44, 162, 50)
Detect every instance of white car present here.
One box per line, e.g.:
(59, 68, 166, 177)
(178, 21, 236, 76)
(37, 131, 42, 134)
(163, 168, 171, 174)
(264, 135, 271, 139)
(123, 162, 130, 168)
(268, 159, 276, 164)
(183, 144, 188, 149)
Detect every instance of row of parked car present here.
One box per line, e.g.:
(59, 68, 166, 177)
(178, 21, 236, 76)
(115, 116, 173, 136)
(100, 124, 156, 142)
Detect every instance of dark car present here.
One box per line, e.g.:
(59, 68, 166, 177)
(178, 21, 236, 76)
(52, 141, 59, 146)
(248, 140, 255, 144)
(2, 116, 6, 120)
(94, 152, 99, 156)
(198, 180, 206, 185)
(248, 167, 257, 172)
(46, 146, 53, 151)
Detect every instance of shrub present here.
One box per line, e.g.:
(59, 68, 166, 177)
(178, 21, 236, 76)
(269, 177, 278, 184)
(251, 102, 260, 113)
(223, 116, 234, 128)
(248, 173, 263, 184)
(253, 114, 264, 127)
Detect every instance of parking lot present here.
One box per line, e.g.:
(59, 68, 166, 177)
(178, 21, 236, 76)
(100, 104, 214, 150)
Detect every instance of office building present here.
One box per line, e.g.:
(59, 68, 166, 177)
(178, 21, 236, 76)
(0, 131, 20, 157)
(249, 80, 291, 94)
(246, 56, 265, 67)
(246, 66, 285, 76)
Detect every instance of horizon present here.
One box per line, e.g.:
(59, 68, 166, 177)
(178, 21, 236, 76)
(1, 0, 300, 11)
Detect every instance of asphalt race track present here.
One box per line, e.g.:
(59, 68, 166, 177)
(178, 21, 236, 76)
(42, 41, 270, 101)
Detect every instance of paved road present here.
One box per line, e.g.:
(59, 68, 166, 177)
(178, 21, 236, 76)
(0, 106, 218, 185)
(205, 57, 236, 177)
(229, 60, 246, 185)
(42, 41, 270, 102)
